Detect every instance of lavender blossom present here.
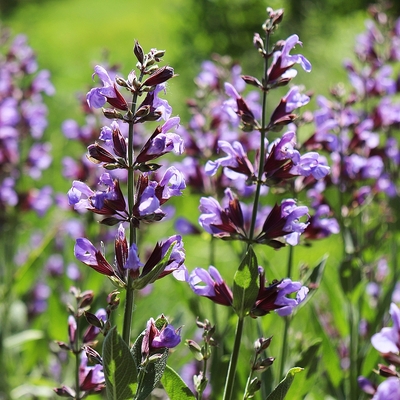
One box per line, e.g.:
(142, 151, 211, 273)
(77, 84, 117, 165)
(371, 303, 400, 354)
(86, 65, 128, 110)
(372, 377, 400, 400)
(189, 266, 233, 306)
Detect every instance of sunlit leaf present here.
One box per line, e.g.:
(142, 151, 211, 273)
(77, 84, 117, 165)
(265, 367, 303, 400)
(161, 365, 196, 400)
(103, 326, 137, 400)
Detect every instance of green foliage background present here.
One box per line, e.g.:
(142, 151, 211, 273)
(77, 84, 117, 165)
(1, 0, 399, 399)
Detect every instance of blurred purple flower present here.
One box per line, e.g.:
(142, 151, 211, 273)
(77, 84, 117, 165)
(372, 377, 400, 400)
(371, 302, 400, 354)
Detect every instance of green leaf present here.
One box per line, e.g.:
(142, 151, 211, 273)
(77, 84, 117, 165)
(161, 365, 196, 399)
(136, 349, 169, 400)
(103, 326, 137, 400)
(232, 245, 259, 318)
(339, 256, 362, 294)
(301, 255, 327, 305)
(4, 329, 44, 349)
(265, 367, 303, 400)
(133, 241, 176, 290)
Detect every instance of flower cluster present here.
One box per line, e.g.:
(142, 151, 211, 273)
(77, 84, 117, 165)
(189, 265, 308, 317)
(54, 288, 108, 397)
(62, 41, 185, 399)
(0, 29, 55, 215)
(70, 41, 187, 287)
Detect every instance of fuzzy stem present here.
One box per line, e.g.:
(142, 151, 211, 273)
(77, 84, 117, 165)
(122, 82, 141, 345)
(248, 33, 270, 241)
(222, 317, 244, 400)
(278, 245, 294, 380)
(74, 316, 81, 400)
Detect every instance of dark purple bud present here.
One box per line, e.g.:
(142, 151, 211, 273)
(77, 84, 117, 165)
(242, 75, 263, 89)
(87, 143, 116, 164)
(254, 357, 275, 371)
(141, 66, 174, 87)
(85, 311, 103, 329)
(112, 125, 127, 158)
(134, 40, 145, 64)
(53, 386, 76, 398)
(68, 315, 77, 347)
(254, 336, 273, 353)
(253, 33, 265, 55)
(102, 108, 124, 120)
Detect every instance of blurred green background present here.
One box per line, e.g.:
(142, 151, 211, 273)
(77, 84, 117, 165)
(1, 0, 399, 398)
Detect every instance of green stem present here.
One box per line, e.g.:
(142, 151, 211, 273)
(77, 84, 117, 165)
(242, 353, 257, 400)
(74, 316, 81, 400)
(122, 78, 141, 345)
(278, 245, 294, 380)
(222, 317, 245, 400)
(248, 32, 269, 241)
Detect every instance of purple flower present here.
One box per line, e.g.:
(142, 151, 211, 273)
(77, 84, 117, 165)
(274, 279, 309, 316)
(267, 34, 312, 85)
(74, 237, 116, 278)
(32, 70, 55, 96)
(86, 65, 127, 110)
(371, 303, 400, 354)
(189, 266, 233, 306)
(68, 174, 126, 217)
(79, 353, 105, 393)
(159, 166, 186, 199)
(290, 152, 330, 180)
(28, 186, 53, 216)
(269, 86, 310, 129)
(198, 189, 246, 239)
(303, 204, 340, 240)
(135, 117, 183, 164)
(257, 199, 309, 247)
(174, 217, 201, 235)
(357, 376, 377, 395)
(0, 177, 18, 206)
(151, 324, 182, 349)
(198, 196, 224, 234)
(27, 142, 52, 179)
(251, 268, 308, 317)
(205, 140, 254, 179)
(141, 318, 181, 360)
(125, 243, 143, 271)
(138, 186, 161, 216)
(372, 377, 400, 400)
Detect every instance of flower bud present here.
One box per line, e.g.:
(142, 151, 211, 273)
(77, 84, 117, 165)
(254, 336, 273, 353)
(107, 290, 120, 310)
(134, 40, 145, 64)
(84, 311, 103, 329)
(193, 372, 208, 394)
(53, 386, 76, 398)
(141, 66, 174, 88)
(246, 377, 262, 397)
(186, 339, 203, 361)
(102, 108, 124, 120)
(115, 76, 128, 88)
(253, 357, 275, 371)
